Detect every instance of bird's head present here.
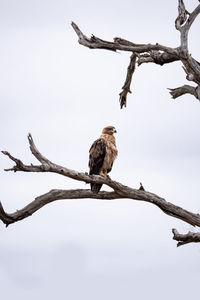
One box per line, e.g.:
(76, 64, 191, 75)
(102, 126, 117, 135)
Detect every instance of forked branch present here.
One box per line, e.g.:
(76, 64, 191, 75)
(72, 1, 200, 108)
(1, 134, 200, 246)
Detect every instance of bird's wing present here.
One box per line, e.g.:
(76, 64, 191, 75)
(89, 138, 106, 175)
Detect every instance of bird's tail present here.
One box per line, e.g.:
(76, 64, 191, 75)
(90, 183, 102, 193)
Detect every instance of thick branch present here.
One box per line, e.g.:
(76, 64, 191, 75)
(137, 51, 179, 66)
(172, 228, 200, 247)
(2, 134, 200, 238)
(0, 189, 122, 226)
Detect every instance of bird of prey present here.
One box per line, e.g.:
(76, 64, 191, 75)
(89, 126, 118, 193)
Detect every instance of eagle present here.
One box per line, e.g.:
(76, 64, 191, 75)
(89, 126, 118, 193)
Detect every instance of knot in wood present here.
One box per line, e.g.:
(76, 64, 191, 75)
(41, 164, 50, 171)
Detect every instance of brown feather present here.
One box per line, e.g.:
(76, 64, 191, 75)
(89, 126, 118, 193)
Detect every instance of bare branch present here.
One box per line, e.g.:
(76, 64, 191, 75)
(175, 2, 200, 52)
(28, 133, 52, 165)
(138, 51, 179, 66)
(0, 202, 15, 227)
(2, 133, 200, 241)
(2, 150, 42, 172)
(168, 84, 200, 100)
(119, 53, 136, 109)
(184, 56, 200, 84)
(71, 22, 177, 56)
(0, 189, 122, 226)
(183, 4, 200, 33)
(175, 0, 188, 31)
(172, 228, 200, 247)
(72, 1, 200, 107)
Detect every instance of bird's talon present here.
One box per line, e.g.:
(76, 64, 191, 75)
(100, 172, 107, 178)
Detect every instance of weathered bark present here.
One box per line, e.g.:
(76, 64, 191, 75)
(168, 85, 200, 99)
(119, 53, 136, 109)
(1, 134, 200, 247)
(0, 189, 122, 227)
(137, 51, 179, 66)
(72, 1, 200, 108)
(172, 229, 200, 247)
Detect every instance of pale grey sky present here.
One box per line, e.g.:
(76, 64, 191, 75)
(1, 0, 200, 299)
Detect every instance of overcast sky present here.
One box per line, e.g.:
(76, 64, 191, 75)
(1, 0, 200, 299)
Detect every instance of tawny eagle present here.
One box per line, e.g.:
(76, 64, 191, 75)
(89, 126, 118, 193)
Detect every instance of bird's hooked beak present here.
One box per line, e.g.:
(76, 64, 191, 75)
(114, 128, 117, 134)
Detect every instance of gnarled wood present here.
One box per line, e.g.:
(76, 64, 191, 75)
(119, 53, 136, 109)
(72, 1, 200, 108)
(168, 85, 200, 100)
(0, 189, 123, 227)
(172, 228, 200, 247)
(1, 133, 200, 247)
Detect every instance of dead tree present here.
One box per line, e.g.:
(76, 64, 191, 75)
(1, 1, 200, 248)
(1, 133, 200, 247)
(72, 0, 200, 108)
